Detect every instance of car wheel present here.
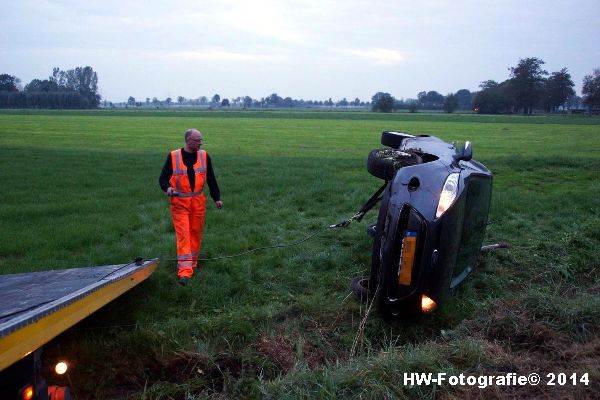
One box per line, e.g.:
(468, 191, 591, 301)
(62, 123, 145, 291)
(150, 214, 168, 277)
(367, 148, 423, 180)
(351, 276, 372, 303)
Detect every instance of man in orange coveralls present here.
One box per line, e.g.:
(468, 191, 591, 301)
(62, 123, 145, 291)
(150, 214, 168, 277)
(159, 129, 223, 286)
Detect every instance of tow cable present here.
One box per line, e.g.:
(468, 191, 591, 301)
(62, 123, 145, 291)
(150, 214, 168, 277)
(168, 182, 388, 263)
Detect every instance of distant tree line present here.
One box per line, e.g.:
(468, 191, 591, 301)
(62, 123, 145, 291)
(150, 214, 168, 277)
(371, 58, 598, 115)
(0, 66, 100, 109)
(120, 92, 369, 110)
(370, 89, 473, 113)
(3, 58, 599, 114)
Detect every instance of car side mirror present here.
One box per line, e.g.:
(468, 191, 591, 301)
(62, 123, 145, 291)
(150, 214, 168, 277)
(453, 141, 473, 163)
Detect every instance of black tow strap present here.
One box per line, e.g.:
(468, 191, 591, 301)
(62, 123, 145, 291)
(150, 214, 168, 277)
(328, 181, 388, 228)
(171, 182, 389, 262)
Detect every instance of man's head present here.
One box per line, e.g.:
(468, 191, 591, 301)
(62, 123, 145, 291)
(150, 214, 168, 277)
(184, 129, 203, 152)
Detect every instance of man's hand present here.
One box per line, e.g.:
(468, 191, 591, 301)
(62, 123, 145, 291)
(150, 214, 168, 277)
(167, 187, 176, 196)
(215, 200, 223, 209)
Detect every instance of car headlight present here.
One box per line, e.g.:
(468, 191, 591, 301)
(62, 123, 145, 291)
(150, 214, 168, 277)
(436, 173, 459, 218)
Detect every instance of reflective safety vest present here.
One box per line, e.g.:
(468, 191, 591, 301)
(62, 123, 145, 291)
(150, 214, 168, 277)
(169, 149, 207, 197)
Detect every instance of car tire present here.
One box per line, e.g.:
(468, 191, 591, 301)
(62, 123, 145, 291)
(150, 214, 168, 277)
(367, 148, 423, 180)
(351, 276, 372, 303)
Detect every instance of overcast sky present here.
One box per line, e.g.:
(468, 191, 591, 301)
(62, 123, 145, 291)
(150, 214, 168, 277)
(1, 0, 598, 102)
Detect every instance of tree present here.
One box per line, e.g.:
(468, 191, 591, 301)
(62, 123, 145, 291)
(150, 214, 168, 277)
(479, 80, 499, 91)
(73, 67, 99, 99)
(455, 89, 472, 110)
(582, 69, 600, 110)
(243, 96, 253, 108)
(177, 96, 186, 105)
(0, 74, 20, 92)
(542, 68, 575, 112)
(282, 97, 293, 108)
(509, 57, 548, 115)
(265, 93, 282, 107)
(211, 94, 220, 104)
(127, 96, 136, 106)
(50, 68, 65, 88)
(165, 97, 172, 106)
(221, 98, 230, 107)
(24, 79, 58, 92)
(473, 80, 513, 114)
(49, 66, 101, 108)
(371, 92, 394, 112)
(417, 90, 444, 109)
(443, 93, 459, 113)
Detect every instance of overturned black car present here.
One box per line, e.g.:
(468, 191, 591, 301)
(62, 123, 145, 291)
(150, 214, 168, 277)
(353, 131, 494, 318)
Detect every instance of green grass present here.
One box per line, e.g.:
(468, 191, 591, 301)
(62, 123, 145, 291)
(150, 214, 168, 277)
(1, 110, 599, 399)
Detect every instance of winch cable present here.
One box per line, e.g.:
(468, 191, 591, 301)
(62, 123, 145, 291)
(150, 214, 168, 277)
(168, 182, 389, 263)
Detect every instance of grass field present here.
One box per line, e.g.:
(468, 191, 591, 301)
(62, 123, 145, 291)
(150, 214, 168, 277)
(1, 109, 599, 399)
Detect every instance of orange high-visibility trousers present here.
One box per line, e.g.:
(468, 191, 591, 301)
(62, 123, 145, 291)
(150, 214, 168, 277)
(171, 194, 207, 278)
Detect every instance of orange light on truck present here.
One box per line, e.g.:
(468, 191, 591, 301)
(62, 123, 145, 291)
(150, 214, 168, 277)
(21, 385, 34, 400)
(421, 295, 437, 313)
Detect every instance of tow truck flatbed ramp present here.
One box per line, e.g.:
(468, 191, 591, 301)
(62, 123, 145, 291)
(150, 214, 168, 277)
(0, 258, 159, 372)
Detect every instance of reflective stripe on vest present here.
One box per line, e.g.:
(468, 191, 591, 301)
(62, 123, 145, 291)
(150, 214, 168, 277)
(195, 153, 206, 173)
(176, 191, 203, 197)
(169, 149, 207, 197)
(173, 150, 186, 175)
